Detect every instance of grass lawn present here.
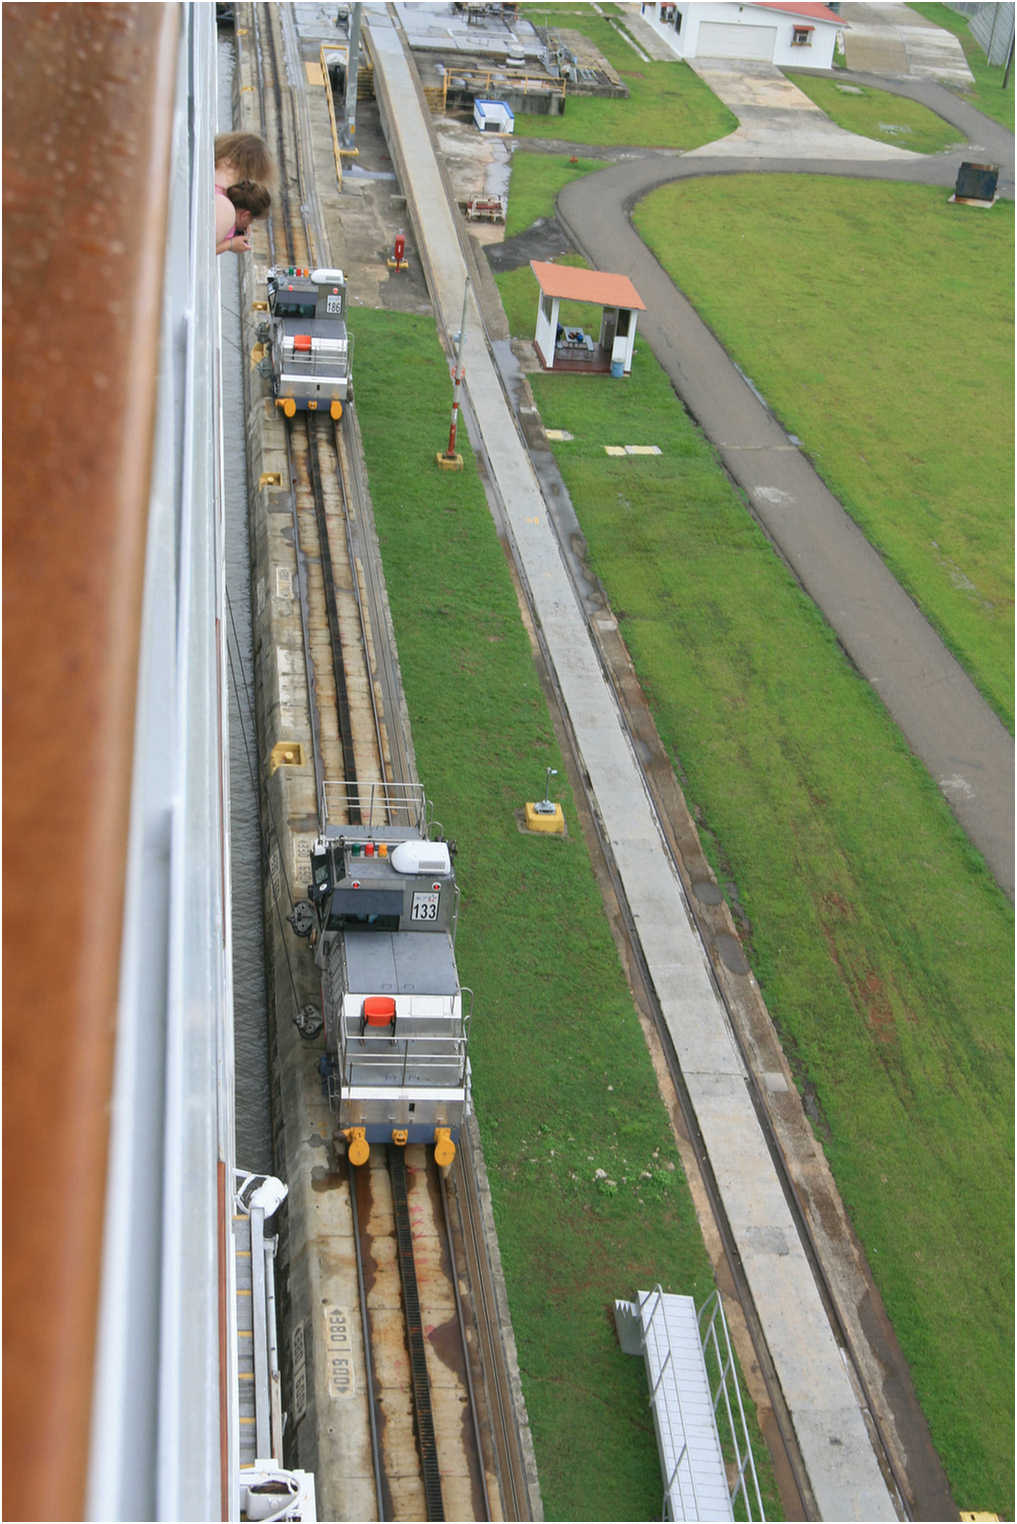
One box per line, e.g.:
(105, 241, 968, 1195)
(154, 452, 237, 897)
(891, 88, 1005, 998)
(347, 306, 781, 1522)
(503, 152, 609, 240)
(494, 160, 1017, 1505)
(491, 244, 1014, 1513)
(786, 71, 965, 151)
(909, 2, 1016, 128)
(632, 175, 1015, 729)
(511, 3, 737, 147)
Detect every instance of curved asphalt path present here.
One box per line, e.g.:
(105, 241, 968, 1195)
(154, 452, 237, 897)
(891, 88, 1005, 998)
(547, 71, 1015, 898)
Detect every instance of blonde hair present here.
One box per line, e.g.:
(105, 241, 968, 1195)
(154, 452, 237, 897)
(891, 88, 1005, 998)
(214, 132, 274, 185)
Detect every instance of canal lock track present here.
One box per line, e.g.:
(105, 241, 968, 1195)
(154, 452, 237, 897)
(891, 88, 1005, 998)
(228, 5, 539, 1517)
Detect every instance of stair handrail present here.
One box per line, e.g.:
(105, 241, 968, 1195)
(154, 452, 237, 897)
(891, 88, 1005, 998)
(697, 1290, 766, 1521)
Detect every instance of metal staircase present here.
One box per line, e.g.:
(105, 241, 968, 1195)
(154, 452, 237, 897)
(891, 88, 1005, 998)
(232, 1208, 260, 1467)
(234, 1172, 317, 1521)
(615, 1287, 765, 1522)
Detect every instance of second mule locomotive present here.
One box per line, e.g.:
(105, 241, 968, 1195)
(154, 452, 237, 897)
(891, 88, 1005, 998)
(262, 264, 352, 419)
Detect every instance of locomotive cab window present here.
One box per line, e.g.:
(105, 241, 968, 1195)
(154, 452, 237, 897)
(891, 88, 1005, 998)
(327, 888, 403, 931)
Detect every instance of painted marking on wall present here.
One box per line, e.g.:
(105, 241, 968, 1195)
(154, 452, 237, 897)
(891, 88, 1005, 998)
(294, 835, 315, 886)
(324, 1304, 356, 1398)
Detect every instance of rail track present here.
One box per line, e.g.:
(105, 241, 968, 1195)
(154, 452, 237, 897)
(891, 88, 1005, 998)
(349, 1146, 498, 1522)
(241, 6, 531, 1516)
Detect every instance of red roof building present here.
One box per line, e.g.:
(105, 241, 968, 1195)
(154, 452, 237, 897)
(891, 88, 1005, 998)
(641, 1, 845, 68)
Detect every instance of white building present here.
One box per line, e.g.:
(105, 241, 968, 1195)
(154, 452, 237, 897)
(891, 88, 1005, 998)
(641, 2, 844, 69)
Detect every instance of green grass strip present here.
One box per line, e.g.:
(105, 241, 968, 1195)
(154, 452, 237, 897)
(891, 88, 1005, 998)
(786, 70, 965, 151)
(632, 175, 1015, 728)
(347, 305, 781, 1521)
(510, 3, 737, 147)
(503, 152, 609, 239)
(491, 255, 1014, 1513)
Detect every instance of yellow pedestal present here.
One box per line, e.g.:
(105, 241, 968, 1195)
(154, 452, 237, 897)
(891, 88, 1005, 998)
(524, 801, 565, 834)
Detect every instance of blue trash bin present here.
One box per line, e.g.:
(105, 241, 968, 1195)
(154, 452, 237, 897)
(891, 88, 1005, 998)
(611, 360, 625, 378)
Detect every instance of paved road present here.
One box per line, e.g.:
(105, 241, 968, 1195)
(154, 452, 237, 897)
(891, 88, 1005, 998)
(552, 38, 1015, 897)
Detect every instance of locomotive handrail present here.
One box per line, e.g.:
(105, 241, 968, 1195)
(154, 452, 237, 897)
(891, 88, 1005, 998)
(338, 1009, 471, 1087)
(278, 337, 353, 370)
(341, 1048, 470, 1086)
(321, 778, 429, 834)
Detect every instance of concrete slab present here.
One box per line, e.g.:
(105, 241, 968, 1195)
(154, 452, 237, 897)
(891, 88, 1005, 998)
(394, 0, 544, 60)
(843, 2, 975, 86)
(685, 57, 924, 159)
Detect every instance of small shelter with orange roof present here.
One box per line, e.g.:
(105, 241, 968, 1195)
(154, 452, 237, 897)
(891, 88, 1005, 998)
(530, 260, 646, 377)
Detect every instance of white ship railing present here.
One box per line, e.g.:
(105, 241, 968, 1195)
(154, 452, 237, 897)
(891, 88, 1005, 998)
(86, 7, 238, 1518)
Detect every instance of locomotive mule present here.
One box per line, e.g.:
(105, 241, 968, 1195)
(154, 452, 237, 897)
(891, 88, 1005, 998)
(262, 265, 353, 418)
(304, 781, 471, 1167)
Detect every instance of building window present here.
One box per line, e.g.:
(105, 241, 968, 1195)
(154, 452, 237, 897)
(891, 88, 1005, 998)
(791, 25, 814, 45)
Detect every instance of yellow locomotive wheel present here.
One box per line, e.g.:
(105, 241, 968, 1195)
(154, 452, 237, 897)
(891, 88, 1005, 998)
(434, 1128, 455, 1168)
(343, 1126, 370, 1166)
(276, 396, 296, 419)
(330, 399, 343, 421)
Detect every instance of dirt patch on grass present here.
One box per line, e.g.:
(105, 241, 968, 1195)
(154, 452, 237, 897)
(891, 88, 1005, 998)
(861, 968, 897, 1046)
(817, 893, 901, 1049)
